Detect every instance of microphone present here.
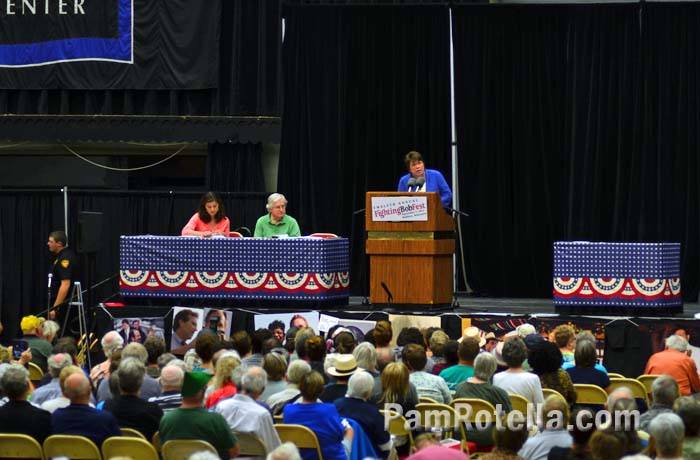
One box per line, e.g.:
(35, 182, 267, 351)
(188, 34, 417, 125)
(415, 177, 425, 190)
(444, 206, 470, 218)
(47, 273, 53, 311)
(380, 281, 393, 304)
(407, 177, 417, 192)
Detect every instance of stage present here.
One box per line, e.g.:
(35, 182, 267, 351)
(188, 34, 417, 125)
(284, 295, 697, 319)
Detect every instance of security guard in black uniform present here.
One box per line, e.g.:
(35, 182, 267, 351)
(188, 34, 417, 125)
(47, 230, 78, 322)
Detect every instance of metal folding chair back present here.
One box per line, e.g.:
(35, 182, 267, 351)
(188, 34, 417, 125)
(274, 424, 323, 460)
(161, 439, 218, 460)
(0, 433, 45, 460)
(234, 431, 268, 457)
(102, 436, 158, 460)
(43, 435, 102, 460)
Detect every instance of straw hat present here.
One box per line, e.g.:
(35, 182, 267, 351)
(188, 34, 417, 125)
(460, 326, 486, 347)
(326, 354, 363, 378)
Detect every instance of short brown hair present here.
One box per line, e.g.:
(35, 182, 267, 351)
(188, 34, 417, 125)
(404, 151, 423, 169)
(230, 331, 251, 356)
(305, 336, 326, 362)
(402, 343, 427, 371)
(553, 325, 576, 348)
(373, 320, 392, 347)
(493, 416, 529, 453)
(299, 370, 325, 401)
(458, 337, 480, 362)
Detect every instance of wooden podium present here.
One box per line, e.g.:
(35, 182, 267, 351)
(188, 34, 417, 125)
(365, 192, 455, 306)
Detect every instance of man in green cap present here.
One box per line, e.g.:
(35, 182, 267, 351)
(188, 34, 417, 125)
(159, 371, 239, 459)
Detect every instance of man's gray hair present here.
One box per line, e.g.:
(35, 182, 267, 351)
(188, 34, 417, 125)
(353, 342, 377, 372)
(651, 375, 680, 406)
(648, 412, 685, 456)
(267, 442, 302, 460)
(122, 342, 148, 363)
(607, 386, 634, 410)
(346, 370, 374, 400)
(42, 320, 60, 340)
(473, 352, 498, 381)
(665, 334, 689, 352)
(47, 353, 73, 378)
(160, 364, 185, 390)
(242, 366, 268, 396)
(286, 359, 311, 384)
(575, 331, 596, 344)
(1, 364, 29, 399)
(117, 357, 146, 394)
(101, 331, 124, 358)
(266, 193, 288, 211)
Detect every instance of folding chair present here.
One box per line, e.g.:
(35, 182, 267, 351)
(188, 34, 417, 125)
(415, 402, 470, 453)
(151, 431, 161, 453)
(379, 409, 415, 452)
(609, 377, 650, 407)
(44, 435, 102, 460)
(274, 424, 323, 460)
(234, 431, 268, 457)
(0, 433, 44, 459)
(161, 439, 218, 460)
(120, 427, 146, 439)
(636, 375, 660, 395)
(573, 384, 608, 405)
(102, 436, 158, 460)
(28, 362, 44, 382)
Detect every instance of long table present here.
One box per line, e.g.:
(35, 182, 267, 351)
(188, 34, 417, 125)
(553, 241, 681, 309)
(119, 235, 350, 301)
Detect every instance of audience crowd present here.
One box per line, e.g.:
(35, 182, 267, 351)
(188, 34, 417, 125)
(1, 315, 700, 460)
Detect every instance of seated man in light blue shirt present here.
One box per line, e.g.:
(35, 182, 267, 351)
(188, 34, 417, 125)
(254, 193, 301, 238)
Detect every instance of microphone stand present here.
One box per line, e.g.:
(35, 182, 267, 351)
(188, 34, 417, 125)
(444, 206, 470, 218)
(350, 208, 370, 306)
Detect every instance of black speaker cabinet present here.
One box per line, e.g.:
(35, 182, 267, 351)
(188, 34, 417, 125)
(77, 211, 103, 253)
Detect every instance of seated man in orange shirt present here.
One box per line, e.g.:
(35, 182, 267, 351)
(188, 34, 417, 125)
(645, 334, 700, 396)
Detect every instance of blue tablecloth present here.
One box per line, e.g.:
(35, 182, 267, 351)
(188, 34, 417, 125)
(553, 241, 681, 308)
(119, 235, 350, 301)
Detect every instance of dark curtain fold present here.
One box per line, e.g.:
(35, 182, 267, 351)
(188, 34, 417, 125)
(0, 1, 280, 116)
(640, 3, 700, 301)
(279, 4, 451, 295)
(207, 143, 266, 194)
(453, 5, 575, 296)
(0, 190, 267, 339)
(453, 3, 700, 301)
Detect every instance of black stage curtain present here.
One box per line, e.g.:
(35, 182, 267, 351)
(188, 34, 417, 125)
(0, 190, 267, 340)
(279, 4, 451, 295)
(453, 3, 700, 301)
(207, 143, 266, 195)
(0, 0, 280, 117)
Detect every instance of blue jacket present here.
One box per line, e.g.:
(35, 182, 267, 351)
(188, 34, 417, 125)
(397, 168, 452, 208)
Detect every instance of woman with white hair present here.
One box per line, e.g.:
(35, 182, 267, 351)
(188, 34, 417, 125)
(353, 342, 379, 377)
(254, 193, 301, 238)
(89, 330, 124, 389)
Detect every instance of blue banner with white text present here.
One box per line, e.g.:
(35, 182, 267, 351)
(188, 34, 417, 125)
(0, 0, 220, 89)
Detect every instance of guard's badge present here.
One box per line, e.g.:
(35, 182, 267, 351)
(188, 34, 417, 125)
(61, 259, 70, 268)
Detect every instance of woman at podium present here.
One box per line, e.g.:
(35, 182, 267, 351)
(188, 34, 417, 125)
(181, 191, 231, 237)
(397, 151, 452, 208)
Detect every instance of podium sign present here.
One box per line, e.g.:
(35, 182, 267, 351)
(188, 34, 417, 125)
(370, 196, 428, 222)
(365, 192, 455, 306)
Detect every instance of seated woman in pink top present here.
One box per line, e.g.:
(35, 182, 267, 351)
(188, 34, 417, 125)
(181, 191, 231, 237)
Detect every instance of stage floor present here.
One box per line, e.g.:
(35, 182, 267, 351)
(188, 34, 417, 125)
(337, 295, 700, 318)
